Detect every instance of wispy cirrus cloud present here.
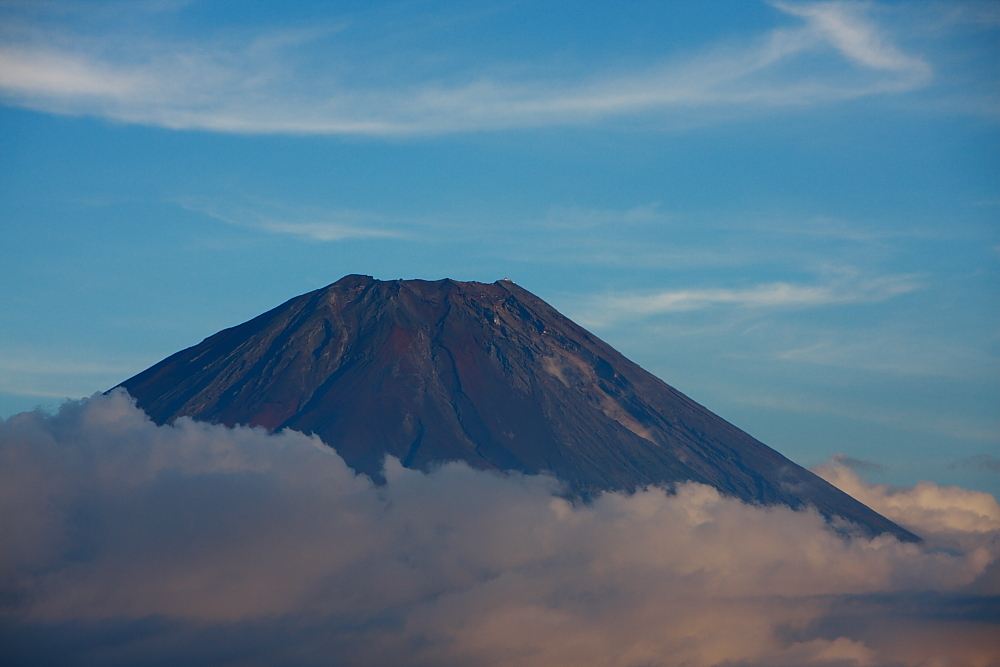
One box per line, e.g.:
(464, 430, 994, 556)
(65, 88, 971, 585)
(774, 336, 1000, 378)
(0, 1, 936, 134)
(0, 348, 135, 400)
(180, 198, 407, 241)
(774, 1, 931, 83)
(733, 390, 1000, 442)
(578, 271, 921, 325)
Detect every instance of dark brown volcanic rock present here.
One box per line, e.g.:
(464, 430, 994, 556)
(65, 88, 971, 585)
(118, 275, 918, 542)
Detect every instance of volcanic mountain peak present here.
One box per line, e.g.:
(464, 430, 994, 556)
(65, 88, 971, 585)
(119, 275, 919, 542)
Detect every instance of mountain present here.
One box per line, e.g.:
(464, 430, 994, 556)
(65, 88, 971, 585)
(118, 275, 918, 542)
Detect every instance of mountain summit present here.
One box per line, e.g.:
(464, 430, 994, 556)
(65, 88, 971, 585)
(119, 275, 917, 541)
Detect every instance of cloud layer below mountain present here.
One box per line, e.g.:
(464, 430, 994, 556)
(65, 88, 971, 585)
(1, 391, 997, 666)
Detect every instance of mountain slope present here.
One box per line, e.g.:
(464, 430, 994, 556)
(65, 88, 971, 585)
(118, 275, 918, 542)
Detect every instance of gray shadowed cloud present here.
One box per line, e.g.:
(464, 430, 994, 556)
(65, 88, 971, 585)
(949, 454, 1000, 474)
(826, 452, 887, 474)
(0, 1, 935, 134)
(0, 391, 997, 666)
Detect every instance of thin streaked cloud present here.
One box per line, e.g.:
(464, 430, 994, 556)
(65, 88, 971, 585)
(734, 390, 1000, 443)
(253, 221, 402, 242)
(538, 203, 667, 229)
(774, 337, 999, 378)
(774, 1, 931, 84)
(0, 351, 135, 399)
(578, 272, 921, 324)
(0, 1, 936, 134)
(179, 198, 408, 241)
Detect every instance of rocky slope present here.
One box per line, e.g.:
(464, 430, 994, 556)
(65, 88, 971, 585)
(118, 275, 918, 541)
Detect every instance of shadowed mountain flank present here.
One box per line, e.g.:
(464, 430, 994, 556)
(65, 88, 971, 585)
(118, 275, 918, 542)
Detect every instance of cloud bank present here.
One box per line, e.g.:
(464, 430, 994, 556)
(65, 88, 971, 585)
(1, 391, 997, 666)
(0, 1, 933, 134)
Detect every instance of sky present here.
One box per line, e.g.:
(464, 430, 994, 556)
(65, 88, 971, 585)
(0, 0, 997, 501)
(1, 2, 998, 664)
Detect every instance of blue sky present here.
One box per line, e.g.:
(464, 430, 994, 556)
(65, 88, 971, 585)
(1, 0, 997, 494)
